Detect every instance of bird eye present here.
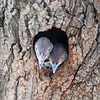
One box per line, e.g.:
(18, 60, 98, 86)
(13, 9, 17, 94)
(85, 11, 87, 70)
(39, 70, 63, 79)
(35, 48, 37, 50)
(48, 48, 51, 51)
(61, 57, 63, 60)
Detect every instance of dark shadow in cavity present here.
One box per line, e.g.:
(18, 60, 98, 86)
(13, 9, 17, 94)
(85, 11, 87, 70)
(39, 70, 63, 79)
(33, 27, 69, 54)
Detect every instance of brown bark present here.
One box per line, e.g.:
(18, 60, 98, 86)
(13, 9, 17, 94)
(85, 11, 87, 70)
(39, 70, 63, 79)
(0, 0, 100, 100)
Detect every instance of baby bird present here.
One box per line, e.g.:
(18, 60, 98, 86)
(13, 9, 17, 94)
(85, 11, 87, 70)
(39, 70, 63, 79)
(34, 37, 53, 69)
(50, 44, 67, 73)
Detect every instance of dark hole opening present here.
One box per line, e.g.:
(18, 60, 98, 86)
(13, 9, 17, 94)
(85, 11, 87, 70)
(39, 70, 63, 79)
(33, 27, 69, 54)
(33, 27, 69, 73)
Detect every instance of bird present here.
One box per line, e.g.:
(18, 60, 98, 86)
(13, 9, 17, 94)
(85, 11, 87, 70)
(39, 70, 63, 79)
(43, 55, 52, 69)
(34, 37, 53, 69)
(50, 43, 67, 73)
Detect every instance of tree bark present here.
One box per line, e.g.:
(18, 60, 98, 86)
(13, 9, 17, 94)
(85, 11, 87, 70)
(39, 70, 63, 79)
(0, 0, 100, 100)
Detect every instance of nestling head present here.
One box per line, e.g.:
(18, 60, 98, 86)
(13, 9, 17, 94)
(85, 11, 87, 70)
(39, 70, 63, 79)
(50, 44, 67, 73)
(35, 37, 53, 69)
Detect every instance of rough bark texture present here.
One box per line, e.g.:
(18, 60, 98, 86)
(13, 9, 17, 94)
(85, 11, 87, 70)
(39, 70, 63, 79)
(0, 0, 100, 100)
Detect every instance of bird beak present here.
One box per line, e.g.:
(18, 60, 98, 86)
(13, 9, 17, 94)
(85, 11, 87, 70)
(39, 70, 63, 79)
(52, 62, 58, 73)
(38, 53, 46, 69)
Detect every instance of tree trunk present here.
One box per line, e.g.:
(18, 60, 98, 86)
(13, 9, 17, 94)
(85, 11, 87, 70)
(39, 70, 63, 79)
(0, 0, 100, 100)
